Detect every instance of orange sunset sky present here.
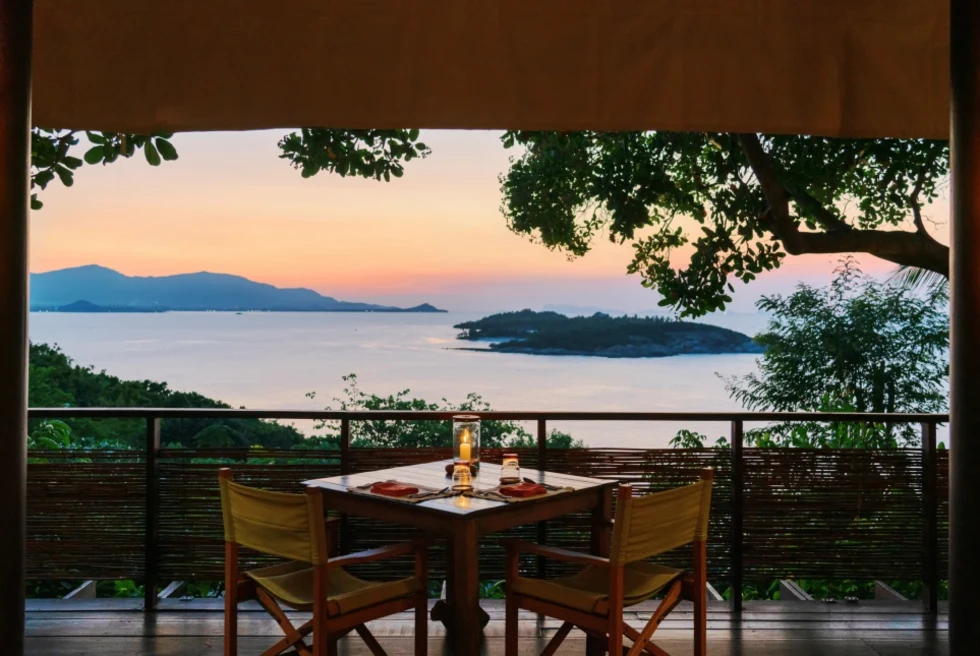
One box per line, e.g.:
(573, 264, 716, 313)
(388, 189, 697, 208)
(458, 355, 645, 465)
(30, 130, 949, 313)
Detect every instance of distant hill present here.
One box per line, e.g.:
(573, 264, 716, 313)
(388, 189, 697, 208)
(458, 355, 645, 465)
(455, 309, 764, 358)
(30, 265, 447, 313)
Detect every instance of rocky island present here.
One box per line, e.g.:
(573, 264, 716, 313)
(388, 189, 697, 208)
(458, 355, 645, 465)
(455, 310, 764, 358)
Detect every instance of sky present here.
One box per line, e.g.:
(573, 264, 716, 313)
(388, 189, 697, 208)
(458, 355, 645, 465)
(31, 130, 950, 314)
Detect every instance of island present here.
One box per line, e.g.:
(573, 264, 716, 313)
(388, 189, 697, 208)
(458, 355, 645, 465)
(29, 265, 447, 313)
(454, 310, 764, 358)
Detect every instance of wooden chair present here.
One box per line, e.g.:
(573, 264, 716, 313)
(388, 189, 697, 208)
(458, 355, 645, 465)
(503, 469, 714, 656)
(218, 468, 430, 656)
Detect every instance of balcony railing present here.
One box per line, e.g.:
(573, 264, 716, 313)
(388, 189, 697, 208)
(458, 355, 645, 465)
(26, 408, 948, 615)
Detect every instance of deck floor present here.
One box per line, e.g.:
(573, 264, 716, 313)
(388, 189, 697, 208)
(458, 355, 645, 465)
(25, 599, 949, 655)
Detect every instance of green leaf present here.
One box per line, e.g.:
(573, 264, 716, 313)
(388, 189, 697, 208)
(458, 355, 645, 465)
(55, 166, 74, 187)
(84, 146, 105, 165)
(144, 142, 161, 166)
(30, 195, 42, 211)
(155, 138, 178, 161)
(408, 128, 420, 141)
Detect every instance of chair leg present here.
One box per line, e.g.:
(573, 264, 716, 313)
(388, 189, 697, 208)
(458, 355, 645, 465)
(583, 627, 605, 656)
(540, 621, 573, 656)
(693, 540, 708, 656)
(415, 591, 428, 656)
(625, 581, 683, 656)
(224, 543, 239, 656)
(355, 624, 388, 656)
(505, 594, 519, 656)
(224, 590, 237, 656)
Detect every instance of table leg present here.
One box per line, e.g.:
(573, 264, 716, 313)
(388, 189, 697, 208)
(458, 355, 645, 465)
(431, 528, 490, 636)
(450, 520, 482, 656)
(587, 487, 613, 656)
(430, 537, 455, 625)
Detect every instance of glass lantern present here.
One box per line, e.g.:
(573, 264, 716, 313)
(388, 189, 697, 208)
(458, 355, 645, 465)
(451, 463, 474, 491)
(453, 415, 480, 468)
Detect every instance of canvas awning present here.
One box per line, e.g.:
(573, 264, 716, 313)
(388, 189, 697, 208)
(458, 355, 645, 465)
(32, 0, 949, 139)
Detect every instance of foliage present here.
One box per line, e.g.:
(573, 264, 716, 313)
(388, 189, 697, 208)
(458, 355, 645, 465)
(455, 309, 760, 356)
(31, 127, 430, 209)
(668, 429, 728, 449)
(308, 374, 581, 449)
(498, 131, 949, 316)
(278, 129, 430, 181)
(722, 260, 948, 447)
(29, 343, 303, 448)
(27, 419, 72, 450)
(30, 129, 178, 210)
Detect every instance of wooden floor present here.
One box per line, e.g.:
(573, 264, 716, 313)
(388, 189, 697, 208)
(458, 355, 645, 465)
(25, 599, 949, 655)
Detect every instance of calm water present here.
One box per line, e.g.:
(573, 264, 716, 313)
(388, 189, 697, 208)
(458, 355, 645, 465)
(28, 311, 765, 448)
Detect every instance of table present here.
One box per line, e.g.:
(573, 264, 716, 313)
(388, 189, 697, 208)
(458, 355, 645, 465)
(304, 459, 617, 656)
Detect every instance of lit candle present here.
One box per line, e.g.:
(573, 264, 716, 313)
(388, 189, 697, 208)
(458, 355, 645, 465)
(459, 428, 471, 462)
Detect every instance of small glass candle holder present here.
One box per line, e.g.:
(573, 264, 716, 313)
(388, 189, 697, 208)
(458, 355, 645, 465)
(500, 452, 521, 484)
(451, 463, 474, 491)
(453, 415, 481, 468)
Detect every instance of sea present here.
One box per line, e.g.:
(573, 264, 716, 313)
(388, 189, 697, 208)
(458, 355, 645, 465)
(28, 311, 770, 449)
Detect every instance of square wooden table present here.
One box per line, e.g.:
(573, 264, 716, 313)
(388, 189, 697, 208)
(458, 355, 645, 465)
(304, 459, 617, 656)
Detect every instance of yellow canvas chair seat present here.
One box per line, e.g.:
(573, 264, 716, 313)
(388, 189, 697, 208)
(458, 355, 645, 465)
(504, 470, 715, 656)
(246, 560, 422, 615)
(219, 469, 430, 656)
(511, 561, 683, 614)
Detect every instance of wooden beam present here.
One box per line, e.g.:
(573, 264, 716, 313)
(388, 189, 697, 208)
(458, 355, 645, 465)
(950, 0, 980, 652)
(0, 0, 32, 654)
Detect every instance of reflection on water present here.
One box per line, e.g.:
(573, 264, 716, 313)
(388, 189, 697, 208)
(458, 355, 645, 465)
(29, 311, 762, 448)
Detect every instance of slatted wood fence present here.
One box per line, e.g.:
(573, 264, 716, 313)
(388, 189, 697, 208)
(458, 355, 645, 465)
(25, 409, 948, 612)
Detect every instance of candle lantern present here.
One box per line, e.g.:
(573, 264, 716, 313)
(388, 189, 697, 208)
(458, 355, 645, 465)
(452, 415, 480, 468)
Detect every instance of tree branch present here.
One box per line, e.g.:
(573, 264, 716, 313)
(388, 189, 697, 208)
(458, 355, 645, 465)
(736, 132, 949, 277)
(736, 133, 850, 232)
(736, 133, 790, 220)
(909, 163, 931, 236)
(780, 224, 948, 276)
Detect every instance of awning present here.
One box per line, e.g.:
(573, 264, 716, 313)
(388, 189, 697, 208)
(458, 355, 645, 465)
(32, 0, 949, 139)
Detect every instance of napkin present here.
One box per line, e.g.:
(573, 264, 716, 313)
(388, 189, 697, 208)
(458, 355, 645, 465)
(370, 481, 420, 497)
(499, 482, 547, 498)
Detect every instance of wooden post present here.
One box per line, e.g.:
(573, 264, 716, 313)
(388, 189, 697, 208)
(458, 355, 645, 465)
(921, 422, 939, 614)
(339, 417, 351, 475)
(730, 420, 744, 616)
(0, 0, 32, 650)
(950, 1, 980, 650)
(536, 418, 547, 579)
(144, 416, 161, 610)
(339, 417, 350, 554)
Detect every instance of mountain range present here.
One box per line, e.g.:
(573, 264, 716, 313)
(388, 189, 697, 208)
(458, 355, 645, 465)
(30, 265, 446, 313)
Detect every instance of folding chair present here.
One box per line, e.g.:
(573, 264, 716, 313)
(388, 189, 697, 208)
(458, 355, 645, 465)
(503, 469, 714, 656)
(218, 468, 430, 656)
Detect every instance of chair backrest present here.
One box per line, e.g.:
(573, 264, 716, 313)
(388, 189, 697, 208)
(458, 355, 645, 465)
(218, 469, 328, 564)
(610, 469, 714, 565)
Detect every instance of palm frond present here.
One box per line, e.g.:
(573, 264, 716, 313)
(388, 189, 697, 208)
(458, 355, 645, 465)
(887, 265, 948, 292)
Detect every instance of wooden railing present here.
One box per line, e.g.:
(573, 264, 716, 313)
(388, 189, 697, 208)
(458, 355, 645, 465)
(26, 408, 948, 615)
